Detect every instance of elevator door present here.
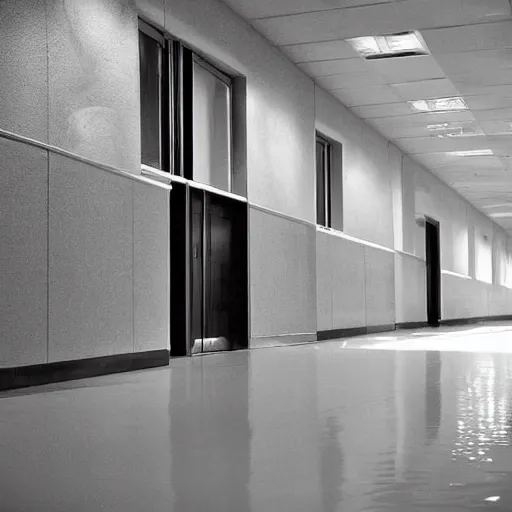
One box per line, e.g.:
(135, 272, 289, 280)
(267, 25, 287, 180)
(425, 218, 441, 326)
(190, 190, 247, 354)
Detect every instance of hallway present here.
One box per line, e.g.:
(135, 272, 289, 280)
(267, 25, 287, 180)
(2, 323, 512, 511)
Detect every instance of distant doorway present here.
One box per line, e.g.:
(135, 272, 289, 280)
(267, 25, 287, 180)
(425, 218, 441, 326)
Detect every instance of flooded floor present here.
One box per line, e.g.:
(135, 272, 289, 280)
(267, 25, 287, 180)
(2, 322, 512, 511)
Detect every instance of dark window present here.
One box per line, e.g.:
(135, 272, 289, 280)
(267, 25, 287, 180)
(316, 135, 331, 227)
(139, 27, 163, 169)
(138, 21, 233, 192)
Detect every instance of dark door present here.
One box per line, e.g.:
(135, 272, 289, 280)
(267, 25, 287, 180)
(190, 188, 204, 354)
(425, 218, 441, 326)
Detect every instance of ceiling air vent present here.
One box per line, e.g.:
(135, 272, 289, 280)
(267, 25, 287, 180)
(347, 31, 429, 60)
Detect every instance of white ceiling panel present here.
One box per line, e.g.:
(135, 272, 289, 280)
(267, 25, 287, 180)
(390, 79, 459, 101)
(423, 21, 512, 55)
(366, 124, 438, 140)
(368, 111, 476, 129)
(396, 136, 495, 154)
(455, 84, 512, 96)
(365, 56, 446, 84)
(298, 57, 369, 77)
(436, 50, 512, 77)
(351, 102, 413, 118)
(331, 85, 402, 106)
(253, 0, 512, 46)
(315, 71, 387, 90)
(465, 95, 512, 110)
(452, 70, 512, 88)
(280, 40, 357, 63)
(473, 107, 512, 121)
(222, 0, 396, 20)
(480, 119, 512, 134)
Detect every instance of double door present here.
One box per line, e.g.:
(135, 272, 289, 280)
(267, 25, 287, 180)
(171, 184, 248, 355)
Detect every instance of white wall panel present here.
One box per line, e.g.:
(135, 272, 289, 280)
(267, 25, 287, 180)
(395, 252, 426, 324)
(364, 247, 395, 327)
(48, 154, 134, 362)
(0, 139, 48, 366)
(442, 274, 489, 320)
(250, 208, 316, 339)
(331, 236, 366, 329)
(133, 181, 170, 353)
(316, 231, 333, 331)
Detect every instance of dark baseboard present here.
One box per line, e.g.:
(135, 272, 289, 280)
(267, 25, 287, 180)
(317, 326, 367, 341)
(396, 321, 430, 330)
(0, 350, 169, 392)
(318, 324, 396, 341)
(440, 314, 512, 327)
(366, 324, 396, 334)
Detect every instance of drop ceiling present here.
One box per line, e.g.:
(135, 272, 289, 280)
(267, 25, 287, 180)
(222, 0, 512, 233)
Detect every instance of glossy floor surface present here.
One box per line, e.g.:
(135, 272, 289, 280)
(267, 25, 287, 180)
(2, 323, 512, 511)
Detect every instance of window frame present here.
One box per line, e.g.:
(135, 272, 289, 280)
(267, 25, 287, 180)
(316, 133, 332, 228)
(138, 19, 235, 192)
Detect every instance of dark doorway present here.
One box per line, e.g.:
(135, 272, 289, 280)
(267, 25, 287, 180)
(170, 185, 248, 356)
(425, 218, 441, 327)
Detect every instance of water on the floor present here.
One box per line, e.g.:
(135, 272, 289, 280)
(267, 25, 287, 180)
(1, 323, 512, 511)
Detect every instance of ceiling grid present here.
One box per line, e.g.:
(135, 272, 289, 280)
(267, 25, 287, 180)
(222, 0, 512, 231)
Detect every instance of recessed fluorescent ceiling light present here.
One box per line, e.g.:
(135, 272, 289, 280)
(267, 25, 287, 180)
(448, 149, 494, 157)
(427, 122, 482, 138)
(408, 97, 468, 113)
(347, 31, 428, 59)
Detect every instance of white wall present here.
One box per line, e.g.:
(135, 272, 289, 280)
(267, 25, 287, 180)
(0, 0, 169, 367)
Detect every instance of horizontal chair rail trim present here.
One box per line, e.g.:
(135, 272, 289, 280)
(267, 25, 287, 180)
(0, 128, 172, 190)
(0, 350, 169, 392)
(441, 269, 472, 280)
(317, 226, 395, 254)
(249, 203, 316, 228)
(142, 165, 248, 203)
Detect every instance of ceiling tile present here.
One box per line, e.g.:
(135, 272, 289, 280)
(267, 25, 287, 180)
(331, 85, 402, 106)
(365, 56, 446, 84)
(436, 50, 512, 77)
(351, 102, 412, 118)
(465, 95, 512, 110)
(390, 78, 458, 100)
(222, 0, 396, 20)
(456, 84, 512, 96)
(298, 57, 368, 77)
(281, 40, 357, 63)
(253, 0, 512, 46)
(452, 70, 512, 88)
(472, 107, 512, 121)
(315, 71, 387, 90)
(423, 21, 512, 55)
(368, 110, 476, 129)
(396, 135, 495, 154)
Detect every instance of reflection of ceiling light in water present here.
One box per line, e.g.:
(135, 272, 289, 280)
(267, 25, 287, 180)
(408, 97, 468, 113)
(347, 31, 429, 59)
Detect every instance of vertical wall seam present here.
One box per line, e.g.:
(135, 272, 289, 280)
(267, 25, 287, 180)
(132, 183, 135, 354)
(45, 0, 50, 363)
(363, 248, 368, 329)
